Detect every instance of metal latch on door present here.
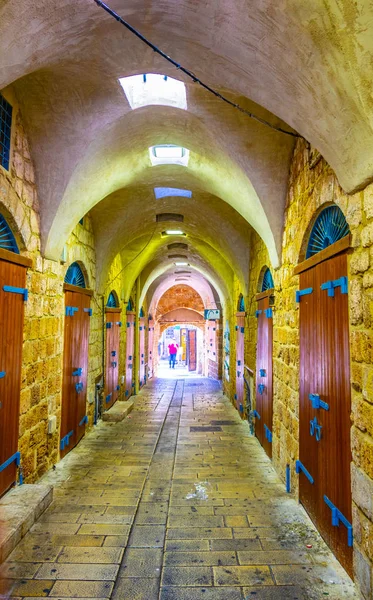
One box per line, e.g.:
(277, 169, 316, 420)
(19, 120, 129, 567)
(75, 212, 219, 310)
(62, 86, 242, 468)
(310, 416, 322, 441)
(321, 276, 348, 297)
(258, 383, 265, 395)
(66, 306, 78, 316)
(309, 393, 329, 411)
(75, 382, 84, 393)
(264, 424, 273, 443)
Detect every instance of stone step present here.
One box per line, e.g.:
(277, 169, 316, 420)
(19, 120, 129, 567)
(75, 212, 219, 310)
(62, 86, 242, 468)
(102, 400, 134, 423)
(0, 484, 53, 563)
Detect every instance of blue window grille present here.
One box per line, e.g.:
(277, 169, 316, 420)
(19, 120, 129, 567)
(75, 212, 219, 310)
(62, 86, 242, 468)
(139, 307, 145, 317)
(65, 262, 86, 288)
(306, 206, 350, 259)
(0, 213, 19, 254)
(127, 298, 133, 311)
(107, 291, 118, 308)
(79, 218, 84, 226)
(238, 295, 245, 312)
(0, 94, 12, 171)
(261, 267, 274, 292)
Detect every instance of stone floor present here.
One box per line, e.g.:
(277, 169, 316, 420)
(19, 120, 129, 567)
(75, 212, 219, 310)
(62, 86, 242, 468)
(0, 377, 359, 599)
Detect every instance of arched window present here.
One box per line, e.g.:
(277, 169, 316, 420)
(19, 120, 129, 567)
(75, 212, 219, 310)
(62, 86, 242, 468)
(261, 267, 274, 292)
(139, 307, 145, 318)
(107, 291, 118, 308)
(238, 295, 245, 312)
(64, 262, 86, 288)
(127, 298, 134, 311)
(306, 205, 350, 259)
(0, 213, 19, 254)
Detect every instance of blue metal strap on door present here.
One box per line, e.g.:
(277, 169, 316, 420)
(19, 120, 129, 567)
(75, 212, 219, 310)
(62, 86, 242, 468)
(265, 308, 273, 318)
(321, 276, 348, 297)
(79, 415, 88, 426)
(3, 285, 28, 301)
(255, 310, 262, 318)
(258, 383, 265, 395)
(116, 321, 122, 327)
(264, 424, 273, 442)
(324, 495, 353, 546)
(309, 393, 329, 411)
(295, 460, 314, 484)
(72, 368, 82, 376)
(310, 416, 322, 441)
(106, 393, 112, 403)
(84, 308, 92, 316)
(60, 431, 73, 451)
(0, 452, 23, 485)
(75, 382, 83, 393)
(106, 322, 112, 329)
(116, 385, 120, 391)
(251, 409, 260, 419)
(66, 306, 78, 317)
(0, 371, 5, 378)
(296, 288, 313, 303)
(259, 369, 266, 377)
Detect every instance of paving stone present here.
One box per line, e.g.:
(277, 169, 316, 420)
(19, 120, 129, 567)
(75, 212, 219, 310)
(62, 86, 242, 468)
(213, 565, 273, 586)
(164, 551, 237, 566)
(166, 528, 232, 539)
(111, 578, 159, 600)
(128, 525, 166, 547)
(35, 562, 119, 580)
(1, 579, 54, 597)
(242, 586, 307, 599)
(50, 580, 114, 597)
(160, 586, 243, 599)
(0, 561, 41, 579)
(165, 540, 210, 552)
(118, 548, 163, 577)
(57, 546, 123, 564)
(161, 566, 213, 587)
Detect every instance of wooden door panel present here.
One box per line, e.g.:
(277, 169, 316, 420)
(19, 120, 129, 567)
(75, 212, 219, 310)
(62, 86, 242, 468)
(255, 297, 273, 458)
(299, 252, 352, 575)
(148, 320, 154, 379)
(139, 317, 146, 387)
(0, 260, 27, 496)
(235, 314, 245, 412)
(125, 313, 135, 398)
(105, 310, 121, 410)
(188, 330, 197, 371)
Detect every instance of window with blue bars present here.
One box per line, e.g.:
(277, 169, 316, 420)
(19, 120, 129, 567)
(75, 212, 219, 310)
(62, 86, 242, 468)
(0, 94, 13, 171)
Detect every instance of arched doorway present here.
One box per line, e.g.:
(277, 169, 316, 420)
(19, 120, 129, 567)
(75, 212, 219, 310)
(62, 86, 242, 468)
(0, 213, 31, 496)
(61, 262, 91, 458)
(105, 291, 121, 410)
(295, 205, 352, 574)
(255, 267, 274, 458)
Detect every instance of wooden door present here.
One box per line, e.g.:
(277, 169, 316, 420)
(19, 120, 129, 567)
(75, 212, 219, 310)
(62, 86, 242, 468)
(139, 317, 146, 387)
(148, 319, 154, 379)
(0, 256, 28, 496)
(105, 308, 121, 410)
(61, 288, 90, 458)
(188, 329, 197, 371)
(235, 312, 245, 413)
(298, 252, 352, 574)
(125, 312, 135, 398)
(255, 295, 273, 458)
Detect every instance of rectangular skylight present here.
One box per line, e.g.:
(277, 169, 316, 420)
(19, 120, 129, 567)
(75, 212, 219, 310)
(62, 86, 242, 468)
(118, 74, 187, 110)
(164, 229, 185, 235)
(174, 262, 189, 266)
(154, 187, 192, 200)
(149, 146, 190, 167)
(154, 145, 184, 159)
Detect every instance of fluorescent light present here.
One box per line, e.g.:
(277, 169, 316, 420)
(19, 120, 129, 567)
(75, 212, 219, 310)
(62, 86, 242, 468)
(149, 146, 190, 167)
(164, 230, 185, 235)
(154, 187, 192, 200)
(174, 262, 189, 266)
(118, 74, 187, 110)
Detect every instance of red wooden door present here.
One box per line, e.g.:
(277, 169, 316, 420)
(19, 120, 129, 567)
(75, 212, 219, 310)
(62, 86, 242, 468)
(255, 296, 273, 458)
(61, 288, 90, 458)
(139, 317, 146, 387)
(105, 308, 121, 410)
(125, 312, 135, 398)
(188, 329, 197, 371)
(0, 257, 28, 496)
(148, 319, 154, 379)
(299, 252, 352, 575)
(235, 312, 245, 413)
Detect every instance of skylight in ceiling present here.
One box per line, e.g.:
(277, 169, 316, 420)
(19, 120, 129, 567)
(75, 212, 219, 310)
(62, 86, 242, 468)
(154, 187, 192, 200)
(118, 74, 187, 110)
(149, 145, 190, 167)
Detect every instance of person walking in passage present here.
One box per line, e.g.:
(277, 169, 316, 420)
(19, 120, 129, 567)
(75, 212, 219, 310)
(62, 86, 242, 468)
(168, 343, 178, 368)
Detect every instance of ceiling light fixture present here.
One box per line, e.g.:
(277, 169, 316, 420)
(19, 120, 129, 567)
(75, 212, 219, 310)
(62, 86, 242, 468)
(174, 262, 189, 266)
(163, 230, 185, 236)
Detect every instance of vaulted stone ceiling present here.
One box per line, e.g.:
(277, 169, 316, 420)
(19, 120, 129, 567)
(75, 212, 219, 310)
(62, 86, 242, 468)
(1, 0, 372, 304)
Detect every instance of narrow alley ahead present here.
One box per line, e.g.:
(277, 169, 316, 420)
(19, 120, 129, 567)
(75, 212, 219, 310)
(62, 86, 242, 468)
(1, 379, 358, 600)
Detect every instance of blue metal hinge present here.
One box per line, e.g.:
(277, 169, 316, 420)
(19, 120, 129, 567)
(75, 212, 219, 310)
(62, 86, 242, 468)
(84, 308, 92, 316)
(241, 327, 244, 333)
(295, 460, 314, 484)
(321, 276, 348, 297)
(237, 360, 241, 366)
(296, 288, 313, 303)
(235, 325, 239, 331)
(310, 416, 322, 441)
(116, 385, 120, 391)
(324, 495, 353, 547)
(128, 355, 133, 360)
(125, 390, 129, 396)
(112, 361, 117, 368)
(60, 431, 73, 451)
(106, 393, 112, 403)
(75, 382, 83, 393)
(139, 326, 143, 331)
(106, 322, 112, 329)
(259, 369, 266, 377)
(255, 310, 262, 318)
(66, 306, 79, 317)
(234, 394, 237, 400)
(309, 393, 329, 411)
(3, 286, 28, 301)
(127, 322, 130, 327)
(258, 383, 265, 395)
(237, 371, 241, 377)
(265, 308, 273, 318)
(239, 403, 244, 413)
(0, 372, 6, 379)
(79, 415, 88, 427)
(251, 409, 261, 419)
(111, 351, 116, 357)
(72, 368, 83, 377)
(116, 321, 122, 327)
(264, 424, 273, 443)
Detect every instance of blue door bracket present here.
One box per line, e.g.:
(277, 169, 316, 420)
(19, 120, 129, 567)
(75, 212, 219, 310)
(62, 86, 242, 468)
(111, 351, 116, 357)
(79, 415, 88, 427)
(116, 385, 120, 391)
(264, 424, 273, 442)
(259, 369, 266, 377)
(106, 393, 112, 403)
(116, 321, 122, 327)
(309, 393, 329, 411)
(324, 495, 353, 546)
(251, 410, 261, 419)
(296, 288, 313, 303)
(295, 460, 314, 484)
(106, 322, 112, 329)
(265, 308, 273, 318)
(310, 416, 322, 441)
(75, 382, 84, 393)
(112, 362, 117, 368)
(3, 286, 28, 301)
(255, 310, 262, 318)
(258, 383, 265, 395)
(84, 308, 92, 316)
(0, 372, 6, 379)
(72, 368, 83, 377)
(60, 431, 73, 451)
(66, 306, 78, 317)
(321, 276, 348, 297)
